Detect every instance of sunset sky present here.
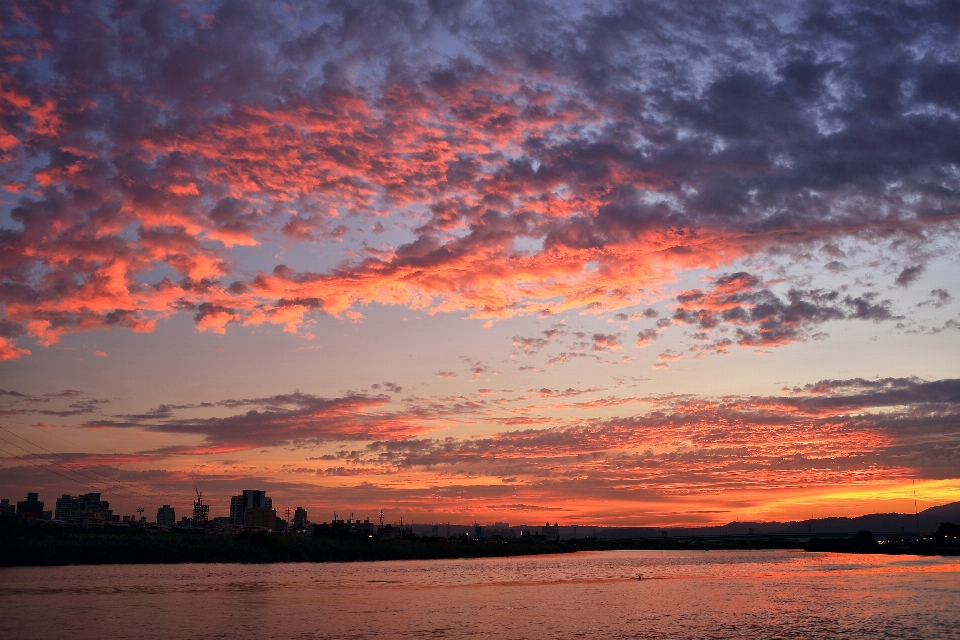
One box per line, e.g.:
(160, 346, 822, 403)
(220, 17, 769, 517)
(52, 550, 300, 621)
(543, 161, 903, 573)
(1, 0, 959, 527)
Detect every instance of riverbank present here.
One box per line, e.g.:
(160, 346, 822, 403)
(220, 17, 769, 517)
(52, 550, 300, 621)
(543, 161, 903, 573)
(4, 521, 956, 566)
(0, 523, 575, 566)
(802, 526, 960, 556)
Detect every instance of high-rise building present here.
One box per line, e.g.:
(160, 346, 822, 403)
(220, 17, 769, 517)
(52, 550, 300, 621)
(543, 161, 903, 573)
(17, 493, 45, 520)
(229, 490, 273, 526)
(157, 505, 175, 527)
(244, 507, 277, 530)
(293, 507, 308, 529)
(229, 495, 243, 526)
(55, 493, 116, 527)
(192, 490, 209, 523)
(193, 502, 209, 522)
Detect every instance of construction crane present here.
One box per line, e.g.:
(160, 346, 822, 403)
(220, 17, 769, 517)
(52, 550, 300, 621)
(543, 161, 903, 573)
(193, 486, 209, 523)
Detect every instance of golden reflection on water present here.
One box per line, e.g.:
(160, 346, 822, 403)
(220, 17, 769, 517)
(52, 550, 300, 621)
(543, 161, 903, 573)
(1, 550, 958, 639)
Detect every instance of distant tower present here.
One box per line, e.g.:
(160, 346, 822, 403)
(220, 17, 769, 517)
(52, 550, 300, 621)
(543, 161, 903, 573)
(293, 507, 308, 529)
(157, 505, 175, 527)
(137, 507, 144, 522)
(193, 487, 209, 523)
(378, 510, 384, 527)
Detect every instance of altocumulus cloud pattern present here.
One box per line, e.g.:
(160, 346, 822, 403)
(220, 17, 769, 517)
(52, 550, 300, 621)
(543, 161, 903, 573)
(1, 0, 959, 525)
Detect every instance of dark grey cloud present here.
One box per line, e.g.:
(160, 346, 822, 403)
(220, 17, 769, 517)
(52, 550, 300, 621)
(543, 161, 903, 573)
(591, 333, 622, 352)
(512, 334, 552, 354)
(2, 0, 960, 350)
(635, 318, 670, 347)
(9, 375, 960, 507)
(895, 264, 926, 287)
(349, 376, 960, 488)
(38, 398, 109, 417)
(672, 271, 903, 349)
(83, 391, 431, 451)
(918, 288, 953, 308)
(0, 389, 106, 415)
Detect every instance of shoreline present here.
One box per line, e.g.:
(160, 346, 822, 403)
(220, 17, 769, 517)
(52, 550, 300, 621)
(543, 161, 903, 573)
(0, 526, 575, 567)
(3, 525, 957, 567)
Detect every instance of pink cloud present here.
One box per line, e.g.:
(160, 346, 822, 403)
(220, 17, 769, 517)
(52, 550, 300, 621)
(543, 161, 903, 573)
(0, 336, 30, 360)
(0, 0, 955, 358)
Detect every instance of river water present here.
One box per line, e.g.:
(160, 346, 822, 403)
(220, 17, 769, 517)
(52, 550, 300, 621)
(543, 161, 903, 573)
(1, 550, 958, 639)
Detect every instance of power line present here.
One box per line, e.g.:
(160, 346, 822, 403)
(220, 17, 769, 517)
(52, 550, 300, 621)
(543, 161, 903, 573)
(0, 434, 142, 500)
(0, 425, 166, 502)
(0, 444, 110, 492)
(0, 433, 161, 505)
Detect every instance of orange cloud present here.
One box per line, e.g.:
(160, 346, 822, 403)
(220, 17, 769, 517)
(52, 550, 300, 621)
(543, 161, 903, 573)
(0, 0, 957, 358)
(0, 336, 30, 360)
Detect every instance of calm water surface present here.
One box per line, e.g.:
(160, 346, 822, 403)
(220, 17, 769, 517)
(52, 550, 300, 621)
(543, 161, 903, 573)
(1, 550, 958, 639)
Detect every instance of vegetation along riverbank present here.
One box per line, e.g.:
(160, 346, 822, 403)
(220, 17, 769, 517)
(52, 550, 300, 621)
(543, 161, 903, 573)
(3, 518, 957, 567)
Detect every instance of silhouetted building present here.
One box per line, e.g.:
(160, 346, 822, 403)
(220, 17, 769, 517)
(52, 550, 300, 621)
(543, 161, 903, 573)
(193, 499, 209, 523)
(428, 523, 456, 538)
(55, 493, 116, 528)
(229, 495, 243, 525)
(244, 508, 277, 530)
(230, 490, 272, 526)
(487, 522, 514, 537)
(543, 522, 560, 542)
(376, 523, 411, 539)
(0, 498, 14, 516)
(17, 493, 47, 521)
(157, 505, 175, 527)
(293, 507, 308, 529)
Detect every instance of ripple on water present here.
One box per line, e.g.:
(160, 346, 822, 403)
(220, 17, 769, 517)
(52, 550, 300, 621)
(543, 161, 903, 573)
(0, 550, 958, 639)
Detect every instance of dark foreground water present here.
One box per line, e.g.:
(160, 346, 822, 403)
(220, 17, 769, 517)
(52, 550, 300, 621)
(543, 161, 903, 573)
(0, 550, 958, 639)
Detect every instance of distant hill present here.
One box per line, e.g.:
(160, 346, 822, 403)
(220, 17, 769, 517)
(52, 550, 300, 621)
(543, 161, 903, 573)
(595, 501, 960, 539)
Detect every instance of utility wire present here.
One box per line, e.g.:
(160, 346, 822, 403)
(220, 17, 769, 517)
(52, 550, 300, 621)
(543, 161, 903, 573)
(0, 425, 167, 502)
(0, 433, 138, 500)
(0, 433, 162, 505)
(0, 444, 110, 493)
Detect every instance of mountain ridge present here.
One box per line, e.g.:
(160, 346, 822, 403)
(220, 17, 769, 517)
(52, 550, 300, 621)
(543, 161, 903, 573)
(593, 501, 960, 539)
